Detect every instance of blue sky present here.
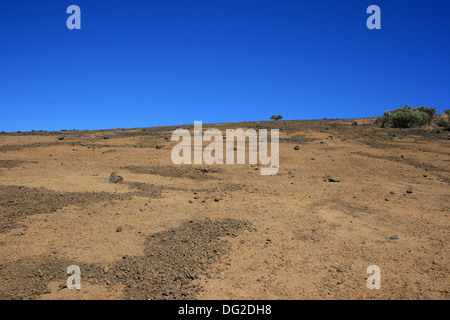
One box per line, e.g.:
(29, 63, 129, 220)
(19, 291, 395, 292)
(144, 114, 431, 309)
(0, 0, 449, 132)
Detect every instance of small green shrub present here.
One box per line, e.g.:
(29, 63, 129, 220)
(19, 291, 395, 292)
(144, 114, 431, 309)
(415, 106, 436, 122)
(376, 105, 435, 128)
(270, 115, 283, 121)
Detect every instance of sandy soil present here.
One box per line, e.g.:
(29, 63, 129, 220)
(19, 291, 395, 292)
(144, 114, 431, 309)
(0, 118, 448, 300)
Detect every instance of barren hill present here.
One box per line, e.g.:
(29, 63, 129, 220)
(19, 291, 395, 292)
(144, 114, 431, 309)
(0, 118, 448, 299)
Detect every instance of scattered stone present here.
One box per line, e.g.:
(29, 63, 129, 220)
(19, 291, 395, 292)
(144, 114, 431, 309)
(336, 267, 343, 272)
(103, 136, 109, 139)
(58, 137, 64, 141)
(390, 235, 399, 240)
(351, 121, 358, 126)
(155, 145, 164, 149)
(294, 145, 300, 150)
(109, 172, 123, 183)
(390, 191, 395, 195)
(406, 189, 414, 194)
(328, 177, 340, 183)
(385, 198, 389, 201)
(116, 227, 123, 233)
(58, 283, 67, 290)
(185, 270, 196, 280)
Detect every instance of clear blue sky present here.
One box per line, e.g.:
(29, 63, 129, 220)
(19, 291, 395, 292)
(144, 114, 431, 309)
(0, 0, 449, 132)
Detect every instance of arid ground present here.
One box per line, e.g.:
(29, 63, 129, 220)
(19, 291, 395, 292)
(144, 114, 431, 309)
(0, 118, 448, 300)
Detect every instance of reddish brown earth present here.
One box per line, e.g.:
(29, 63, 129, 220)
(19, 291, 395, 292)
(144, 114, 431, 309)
(0, 118, 449, 300)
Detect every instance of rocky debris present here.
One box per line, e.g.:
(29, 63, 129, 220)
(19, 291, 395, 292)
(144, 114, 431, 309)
(185, 270, 197, 280)
(294, 145, 300, 150)
(0, 160, 27, 169)
(108, 219, 253, 300)
(122, 165, 221, 180)
(406, 188, 414, 194)
(125, 182, 166, 199)
(0, 185, 132, 233)
(155, 145, 164, 149)
(390, 235, 399, 240)
(0, 258, 78, 299)
(280, 135, 317, 144)
(327, 177, 341, 183)
(58, 137, 64, 141)
(0, 219, 254, 300)
(101, 149, 117, 154)
(352, 121, 358, 126)
(116, 227, 123, 233)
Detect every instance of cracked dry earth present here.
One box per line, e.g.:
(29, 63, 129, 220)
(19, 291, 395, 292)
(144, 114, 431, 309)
(0, 118, 449, 300)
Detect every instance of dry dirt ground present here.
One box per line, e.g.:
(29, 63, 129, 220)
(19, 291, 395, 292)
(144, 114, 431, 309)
(0, 118, 448, 300)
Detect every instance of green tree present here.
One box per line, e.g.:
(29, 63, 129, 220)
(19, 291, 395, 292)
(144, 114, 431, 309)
(270, 115, 283, 121)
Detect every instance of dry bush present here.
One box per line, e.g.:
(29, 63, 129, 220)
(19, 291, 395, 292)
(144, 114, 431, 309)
(436, 114, 449, 128)
(425, 126, 434, 133)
